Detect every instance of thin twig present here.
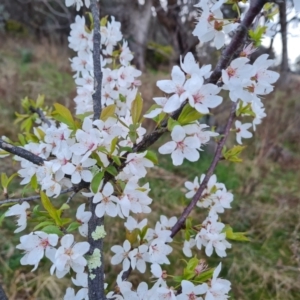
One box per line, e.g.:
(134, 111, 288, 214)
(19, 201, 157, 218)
(66, 191, 77, 204)
(0, 138, 44, 166)
(29, 106, 52, 127)
(171, 102, 237, 237)
(0, 187, 74, 205)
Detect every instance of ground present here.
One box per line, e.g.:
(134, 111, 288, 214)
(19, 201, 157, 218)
(1, 35, 300, 299)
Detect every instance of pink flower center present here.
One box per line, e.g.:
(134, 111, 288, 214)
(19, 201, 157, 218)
(227, 66, 236, 78)
(40, 239, 49, 249)
(65, 248, 74, 256)
(193, 92, 204, 104)
(176, 141, 185, 151)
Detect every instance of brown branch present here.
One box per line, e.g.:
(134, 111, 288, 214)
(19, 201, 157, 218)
(171, 102, 237, 237)
(29, 106, 52, 127)
(0, 187, 74, 205)
(0, 181, 90, 205)
(88, 1, 106, 300)
(91, 0, 103, 121)
(209, 0, 269, 84)
(0, 138, 44, 166)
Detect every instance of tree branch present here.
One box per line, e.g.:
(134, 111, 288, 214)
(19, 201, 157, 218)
(0, 180, 90, 205)
(209, 0, 269, 83)
(133, 0, 268, 154)
(0, 138, 44, 166)
(88, 1, 106, 299)
(91, 0, 103, 121)
(0, 187, 74, 205)
(171, 102, 237, 237)
(29, 106, 52, 127)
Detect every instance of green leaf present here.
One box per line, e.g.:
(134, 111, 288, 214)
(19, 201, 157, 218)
(139, 225, 149, 241)
(178, 104, 203, 125)
(32, 205, 49, 217)
(126, 228, 139, 245)
(110, 136, 119, 154)
(119, 146, 133, 153)
(223, 145, 246, 163)
(36, 94, 45, 107)
(119, 94, 126, 103)
(0, 150, 9, 157)
(33, 220, 55, 231)
(167, 118, 180, 131)
(34, 127, 46, 140)
(100, 15, 108, 27)
(57, 203, 70, 218)
(173, 275, 184, 283)
(184, 230, 191, 241)
(21, 117, 33, 133)
(30, 174, 38, 190)
(100, 104, 116, 121)
(236, 102, 255, 117)
(1, 173, 8, 188)
(184, 257, 199, 277)
(224, 225, 250, 241)
(52, 103, 76, 129)
(131, 93, 143, 124)
(185, 217, 193, 230)
(195, 268, 214, 282)
(153, 112, 166, 124)
(249, 25, 267, 47)
(144, 150, 158, 164)
(0, 212, 6, 226)
(6, 173, 17, 189)
(112, 156, 122, 166)
(91, 171, 104, 194)
(66, 222, 81, 232)
(40, 191, 61, 226)
(18, 134, 27, 146)
(42, 225, 63, 235)
(128, 124, 139, 144)
(106, 165, 118, 177)
(60, 218, 72, 226)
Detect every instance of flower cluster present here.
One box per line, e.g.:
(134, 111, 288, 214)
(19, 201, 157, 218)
(110, 262, 230, 300)
(1, 0, 281, 299)
(184, 174, 233, 258)
(69, 14, 141, 117)
(193, 0, 239, 49)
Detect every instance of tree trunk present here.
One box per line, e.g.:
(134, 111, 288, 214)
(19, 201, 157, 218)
(279, 1, 289, 72)
(101, 0, 152, 71)
(127, 0, 152, 71)
(153, 0, 198, 63)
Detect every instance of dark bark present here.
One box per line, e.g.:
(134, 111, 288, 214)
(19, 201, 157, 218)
(91, 0, 103, 121)
(101, 0, 152, 71)
(153, 0, 198, 62)
(88, 1, 105, 299)
(127, 0, 152, 71)
(0, 138, 44, 165)
(279, 0, 290, 72)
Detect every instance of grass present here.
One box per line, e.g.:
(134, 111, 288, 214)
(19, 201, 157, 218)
(1, 36, 300, 299)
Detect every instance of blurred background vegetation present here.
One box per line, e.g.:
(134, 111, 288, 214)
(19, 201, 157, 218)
(1, 0, 300, 299)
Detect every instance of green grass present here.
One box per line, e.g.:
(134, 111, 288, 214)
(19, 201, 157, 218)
(1, 37, 300, 299)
